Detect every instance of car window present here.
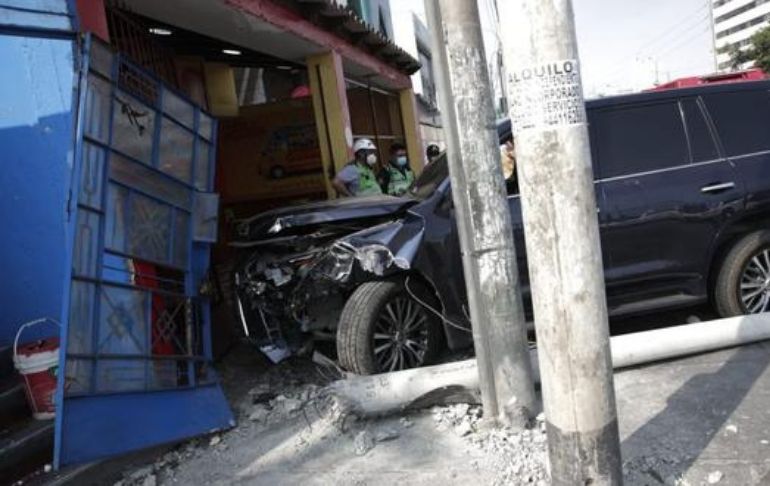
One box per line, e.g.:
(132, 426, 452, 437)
(681, 98, 719, 162)
(593, 101, 689, 179)
(703, 90, 770, 157)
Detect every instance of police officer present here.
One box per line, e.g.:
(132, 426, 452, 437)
(383, 142, 414, 197)
(332, 138, 383, 197)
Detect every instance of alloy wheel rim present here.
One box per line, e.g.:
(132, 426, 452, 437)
(740, 248, 770, 314)
(373, 296, 429, 372)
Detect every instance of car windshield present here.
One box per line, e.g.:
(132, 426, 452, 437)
(410, 154, 448, 199)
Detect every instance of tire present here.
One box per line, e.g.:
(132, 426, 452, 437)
(337, 279, 443, 374)
(714, 230, 770, 317)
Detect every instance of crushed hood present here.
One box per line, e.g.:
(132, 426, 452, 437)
(233, 195, 418, 242)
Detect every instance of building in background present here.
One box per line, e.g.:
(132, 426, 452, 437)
(713, 0, 770, 71)
(345, 0, 394, 39)
(389, 0, 506, 157)
(390, 0, 442, 155)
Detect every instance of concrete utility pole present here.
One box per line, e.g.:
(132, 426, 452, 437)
(707, 0, 719, 72)
(496, 0, 623, 483)
(424, 0, 536, 426)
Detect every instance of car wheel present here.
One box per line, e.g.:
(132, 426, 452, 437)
(337, 279, 443, 374)
(715, 231, 770, 316)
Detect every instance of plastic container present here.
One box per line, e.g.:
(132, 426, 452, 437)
(13, 319, 60, 420)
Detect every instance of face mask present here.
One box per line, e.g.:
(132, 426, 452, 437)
(366, 153, 377, 166)
(396, 156, 408, 167)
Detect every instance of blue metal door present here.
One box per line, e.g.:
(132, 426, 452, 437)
(55, 38, 233, 467)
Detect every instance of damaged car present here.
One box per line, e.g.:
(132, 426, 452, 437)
(230, 188, 456, 374)
(233, 81, 770, 374)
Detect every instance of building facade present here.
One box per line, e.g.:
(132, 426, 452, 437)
(390, 0, 442, 156)
(389, 0, 507, 158)
(713, 0, 770, 71)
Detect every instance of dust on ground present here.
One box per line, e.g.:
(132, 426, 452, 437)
(111, 345, 548, 486)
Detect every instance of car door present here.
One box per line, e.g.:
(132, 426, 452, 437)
(594, 97, 743, 312)
(507, 183, 608, 317)
(701, 89, 770, 223)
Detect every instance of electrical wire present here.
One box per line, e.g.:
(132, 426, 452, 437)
(404, 276, 472, 334)
(601, 15, 713, 82)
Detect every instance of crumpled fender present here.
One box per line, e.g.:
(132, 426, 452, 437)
(320, 211, 426, 282)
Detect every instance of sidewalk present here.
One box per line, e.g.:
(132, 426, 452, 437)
(58, 341, 770, 486)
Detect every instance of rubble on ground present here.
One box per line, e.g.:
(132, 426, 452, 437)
(115, 355, 554, 486)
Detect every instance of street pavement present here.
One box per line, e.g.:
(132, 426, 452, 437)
(617, 341, 770, 484)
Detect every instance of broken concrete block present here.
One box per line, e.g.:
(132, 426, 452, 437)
(249, 404, 270, 422)
(353, 430, 376, 456)
(454, 421, 473, 437)
(374, 427, 400, 442)
(282, 398, 303, 414)
(209, 435, 221, 447)
(707, 471, 724, 484)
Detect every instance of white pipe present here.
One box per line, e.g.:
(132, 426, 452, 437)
(329, 314, 770, 416)
(610, 313, 770, 368)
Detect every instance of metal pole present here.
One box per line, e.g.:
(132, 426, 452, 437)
(425, 0, 536, 427)
(497, 0, 623, 483)
(708, 0, 719, 72)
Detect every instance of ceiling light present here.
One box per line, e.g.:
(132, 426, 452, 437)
(148, 27, 172, 36)
(222, 49, 242, 56)
(276, 65, 293, 71)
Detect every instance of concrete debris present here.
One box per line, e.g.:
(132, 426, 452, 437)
(429, 403, 548, 484)
(454, 421, 473, 437)
(469, 425, 549, 485)
(725, 424, 738, 434)
(374, 427, 400, 442)
(141, 475, 157, 486)
(353, 430, 376, 456)
(664, 474, 690, 486)
(247, 383, 275, 404)
(707, 470, 724, 484)
(128, 466, 154, 482)
(248, 404, 270, 422)
(208, 435, 221, 447)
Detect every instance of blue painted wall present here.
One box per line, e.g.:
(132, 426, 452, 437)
(0, 33, 76, 346)
(0, 1, 74, 31)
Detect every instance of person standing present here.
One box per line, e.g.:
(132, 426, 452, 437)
(426, 144, 441, 164)
(383, 142, 415, 197)
(332, 138, 383, 197)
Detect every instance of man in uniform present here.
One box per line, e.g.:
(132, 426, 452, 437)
(332, 138, 383, 197)
(382, 142, 415, 197)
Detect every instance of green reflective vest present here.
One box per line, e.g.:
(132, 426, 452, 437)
(356, 163, 383, 196)
(386, 165, 414, 196)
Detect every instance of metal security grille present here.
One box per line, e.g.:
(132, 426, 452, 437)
(105, 5, 178, 87)
(64, 40, 216, 397)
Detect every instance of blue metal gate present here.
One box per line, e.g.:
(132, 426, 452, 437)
(55, 38, 233, 467)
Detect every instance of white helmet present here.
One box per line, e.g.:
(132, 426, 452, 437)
(353, 138, 376, 153)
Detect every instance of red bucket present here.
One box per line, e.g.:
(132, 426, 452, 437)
(13, 319, 60, 420)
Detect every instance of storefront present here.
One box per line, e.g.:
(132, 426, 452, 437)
(0, 0, 421, 475)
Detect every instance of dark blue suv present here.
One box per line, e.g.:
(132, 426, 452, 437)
(234, 81, 770, 374)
